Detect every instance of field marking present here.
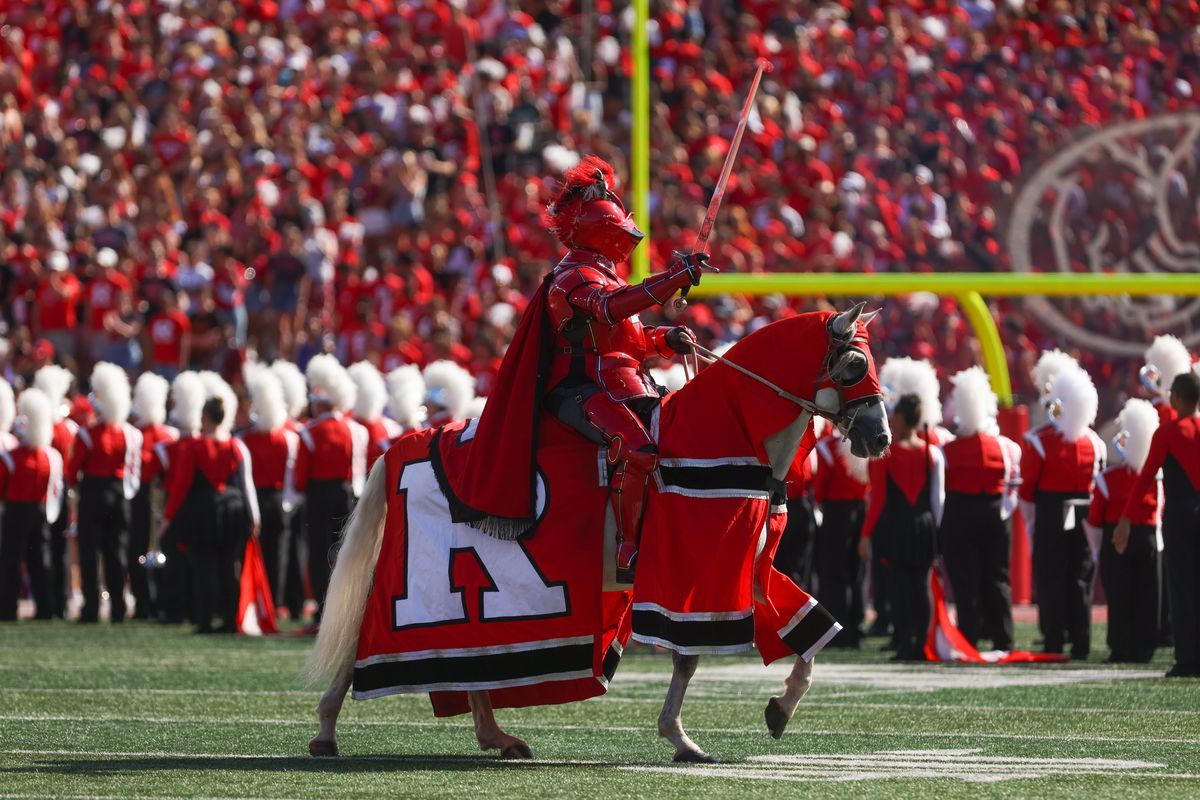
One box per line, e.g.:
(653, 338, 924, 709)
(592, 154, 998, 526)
(621, 749, 1200, 784)
(2, 714, 1198, 746)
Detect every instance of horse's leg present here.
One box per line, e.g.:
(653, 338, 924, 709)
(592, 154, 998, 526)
(658, 651, 716, 763)
(765, 655, 814, 739)
(309, 660, 353, 757)
(468, 690, 533, 760)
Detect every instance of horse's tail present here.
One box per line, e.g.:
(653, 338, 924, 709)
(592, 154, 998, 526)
(304, 457, 388, 686)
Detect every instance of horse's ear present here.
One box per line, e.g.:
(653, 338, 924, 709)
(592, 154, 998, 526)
(860, 309, 880, 326)
(830, 302, 866, 339)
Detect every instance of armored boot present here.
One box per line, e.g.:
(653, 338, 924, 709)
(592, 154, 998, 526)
(609, 438, 657, 584)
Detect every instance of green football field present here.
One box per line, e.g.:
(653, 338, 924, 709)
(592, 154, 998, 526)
(1, 621, 1198, 799)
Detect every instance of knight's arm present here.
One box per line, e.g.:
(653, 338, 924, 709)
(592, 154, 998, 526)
(553, 254, 704, 330)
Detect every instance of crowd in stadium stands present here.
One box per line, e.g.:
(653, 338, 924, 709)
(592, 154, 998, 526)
(3, 0, 1200, 417)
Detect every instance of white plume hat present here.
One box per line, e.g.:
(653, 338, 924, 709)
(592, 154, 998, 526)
(950, 367, 998, 437)
(386, 365, 427, 431)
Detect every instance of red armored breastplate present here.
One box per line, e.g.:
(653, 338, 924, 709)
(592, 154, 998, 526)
(546, 252, 657, 402)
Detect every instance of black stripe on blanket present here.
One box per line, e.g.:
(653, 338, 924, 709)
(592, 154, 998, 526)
(781, 603, 840, 657)
(353, 641, 593, 694)
(633, 608, 756, 650)
(657, 463, 773, 493)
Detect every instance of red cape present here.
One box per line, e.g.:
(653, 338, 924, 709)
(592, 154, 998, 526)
(431, 276, 552, 537)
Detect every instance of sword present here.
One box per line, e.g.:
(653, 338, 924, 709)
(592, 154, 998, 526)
(675, 58, 772, 310)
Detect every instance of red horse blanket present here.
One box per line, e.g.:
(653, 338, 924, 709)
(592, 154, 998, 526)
(353, 423, 631, 716)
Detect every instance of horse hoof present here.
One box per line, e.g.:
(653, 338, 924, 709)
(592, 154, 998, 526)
(765, 697, 789, 740)
(309, 738, 338, 758)
(673, 749, 718, 764)
(501, 742, 533, 760)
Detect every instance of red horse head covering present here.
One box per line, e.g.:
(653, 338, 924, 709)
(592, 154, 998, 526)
(546, 156, 644, 264)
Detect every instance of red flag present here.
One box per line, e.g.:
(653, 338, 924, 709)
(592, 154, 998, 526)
(238, 536, 278, 635)
(925, 569, 1066, 664)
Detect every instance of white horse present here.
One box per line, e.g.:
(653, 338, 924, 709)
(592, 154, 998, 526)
(305, 305, 890, 762)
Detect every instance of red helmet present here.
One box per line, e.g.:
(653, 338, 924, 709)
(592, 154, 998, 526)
(547, 155, 645, 263)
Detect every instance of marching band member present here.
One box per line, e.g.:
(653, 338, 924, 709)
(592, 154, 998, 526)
(880, 357, 954, 445)
(128, 372, 178, 620)
(67, 363, 142, 624)
(813, 422, 871, 647)
(858, 394, 945, 661)
(386, 365, 427, 440)
(1086, 399, 1160, 663)
(294, 355, 367, 620)
(239, 364, 300, 605)
(422, 360, 476, 428)
(1115, 372, 1200, 677)
(154, 371, 207, 624)
(1030, 349, 1081, 429)
(0, 389, 64, 620)
(1140, 336, 1193, 425)
(160, 393, 259, 634)
(33, 364, 78, 619)
(348, 362, 400, 468)
(940, 367, 1021, 652)
(1019, 366, 1104, 659)
(272, 359, 311, 621)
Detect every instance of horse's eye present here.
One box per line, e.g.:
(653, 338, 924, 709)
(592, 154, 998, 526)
(830, 349, 868, 387)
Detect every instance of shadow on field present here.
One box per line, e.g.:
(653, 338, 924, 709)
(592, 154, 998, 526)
(0, 754, 656, 775)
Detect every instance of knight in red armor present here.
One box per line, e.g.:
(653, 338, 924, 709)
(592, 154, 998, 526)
(540, 156, 708, 580)
(429, 157, 710, 580)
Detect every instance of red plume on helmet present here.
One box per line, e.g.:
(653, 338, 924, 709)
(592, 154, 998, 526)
(546, 155, 644, 263)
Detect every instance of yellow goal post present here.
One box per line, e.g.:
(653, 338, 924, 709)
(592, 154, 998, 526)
(626, 2, 1198, 407)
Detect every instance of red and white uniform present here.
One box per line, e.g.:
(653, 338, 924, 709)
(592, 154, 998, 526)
(138, 423, 179, 485)
(1019, 423, 1105, 520)
(68, 422, 143, 499)
(239, 427, 301, 496)
(0, 445, 64, 523)
(942, 431, 1022, 518)
(813, 438, 870, 505)
(294, 413, 368, 498)
(1090, 465, 1159, 529)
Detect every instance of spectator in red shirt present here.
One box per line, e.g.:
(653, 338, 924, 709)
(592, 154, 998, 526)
(32, 252, 81, 369)
(212, 246, 250, 350)
(85, 248, 133, 365)
(146, 290, 191, 381)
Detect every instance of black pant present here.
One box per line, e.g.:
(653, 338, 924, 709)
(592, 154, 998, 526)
(127, 485, 154, 619)
(775, 497, 815, 588)
(189, 541, 239, 631)
(1162, 496, 1200, 669)
(0, 502, 52, 620)
(283, 498, 307, 619)
(887, 563, 931, 660)
(306, 480, 354, 619)
(1032, 493, 1094, 658)
(942, 493, 1014, 651)
(47, 512, 70, 619)
(1099, 523, 1159, 662)
(77, 478, 129, 623)
(815, 500, 866, 643)
(256, 488, 286, 602)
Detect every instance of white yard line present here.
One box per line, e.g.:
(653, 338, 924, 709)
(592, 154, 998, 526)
(1, 715, 1198, 746)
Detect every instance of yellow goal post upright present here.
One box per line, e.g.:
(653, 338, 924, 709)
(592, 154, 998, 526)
(626, 2, 1200, 405)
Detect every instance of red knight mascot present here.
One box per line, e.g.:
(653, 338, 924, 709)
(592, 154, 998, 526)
(433, 156, 708, 581)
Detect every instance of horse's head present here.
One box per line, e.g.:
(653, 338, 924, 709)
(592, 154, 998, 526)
(812, 302, 891, 458)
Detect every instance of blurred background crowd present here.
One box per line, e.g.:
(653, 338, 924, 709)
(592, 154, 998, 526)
(3, 0, 1200, 415)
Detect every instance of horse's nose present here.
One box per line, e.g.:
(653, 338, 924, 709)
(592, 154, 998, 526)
(874, 432, 891, 450)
